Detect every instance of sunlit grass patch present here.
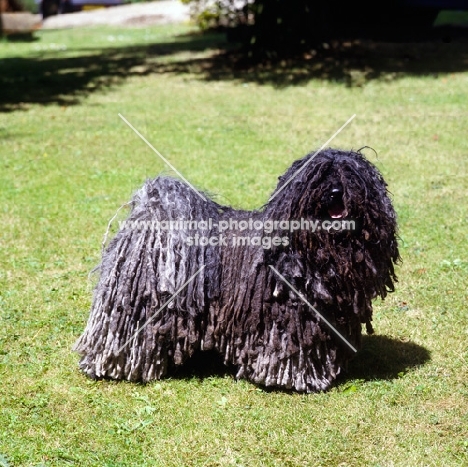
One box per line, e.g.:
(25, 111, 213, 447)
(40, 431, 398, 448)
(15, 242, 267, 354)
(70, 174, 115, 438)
(0, 24, 467, 467)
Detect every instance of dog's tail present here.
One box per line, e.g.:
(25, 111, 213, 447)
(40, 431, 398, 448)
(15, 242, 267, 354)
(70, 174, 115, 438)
(73, 177, 221, 382)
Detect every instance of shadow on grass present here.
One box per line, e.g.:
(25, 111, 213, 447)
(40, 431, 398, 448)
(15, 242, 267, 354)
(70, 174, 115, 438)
(157, 35, 468, 87)
(0, 31, 227, 112)
(3, 32, 40, 42)
(167, 335, 430, 391)
(344, 334, 431, 382)
(1, 27, 468, 112)
(171, 350, 236, 381)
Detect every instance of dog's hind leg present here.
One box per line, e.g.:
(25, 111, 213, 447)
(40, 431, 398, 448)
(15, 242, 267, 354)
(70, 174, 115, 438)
(74, 177, 220, 382)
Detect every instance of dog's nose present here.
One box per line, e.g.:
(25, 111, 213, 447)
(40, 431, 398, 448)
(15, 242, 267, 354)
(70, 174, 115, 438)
(330, 188, 342, 200)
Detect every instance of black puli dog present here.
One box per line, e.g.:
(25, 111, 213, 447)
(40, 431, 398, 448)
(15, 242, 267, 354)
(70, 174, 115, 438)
(74, 148, 399, 393)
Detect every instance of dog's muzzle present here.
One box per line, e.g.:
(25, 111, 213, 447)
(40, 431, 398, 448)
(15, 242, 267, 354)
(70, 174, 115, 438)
(327, 188, 346, 219)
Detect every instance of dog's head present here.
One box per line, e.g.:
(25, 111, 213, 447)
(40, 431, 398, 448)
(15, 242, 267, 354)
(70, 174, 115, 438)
(268, 148, 396, 225)
(269, 149, 393, 224)
(265, 148, 400, 320)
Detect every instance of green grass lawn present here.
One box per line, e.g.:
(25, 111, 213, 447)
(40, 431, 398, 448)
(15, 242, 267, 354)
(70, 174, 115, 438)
(1, 25, 468, 467)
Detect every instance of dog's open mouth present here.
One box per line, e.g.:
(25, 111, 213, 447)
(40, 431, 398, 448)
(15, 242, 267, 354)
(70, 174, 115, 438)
(327, 188, 346, 219)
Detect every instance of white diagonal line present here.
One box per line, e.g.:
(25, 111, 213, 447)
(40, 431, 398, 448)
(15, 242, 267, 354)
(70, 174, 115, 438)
(118, 113, 207, 202)
(117, 265, 206, 353)
(269, 265, 357, 353)
(269, 114, 356, 203)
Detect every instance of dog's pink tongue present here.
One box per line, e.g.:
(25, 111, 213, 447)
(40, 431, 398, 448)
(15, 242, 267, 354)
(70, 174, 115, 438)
(329, 206, 344, 218)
